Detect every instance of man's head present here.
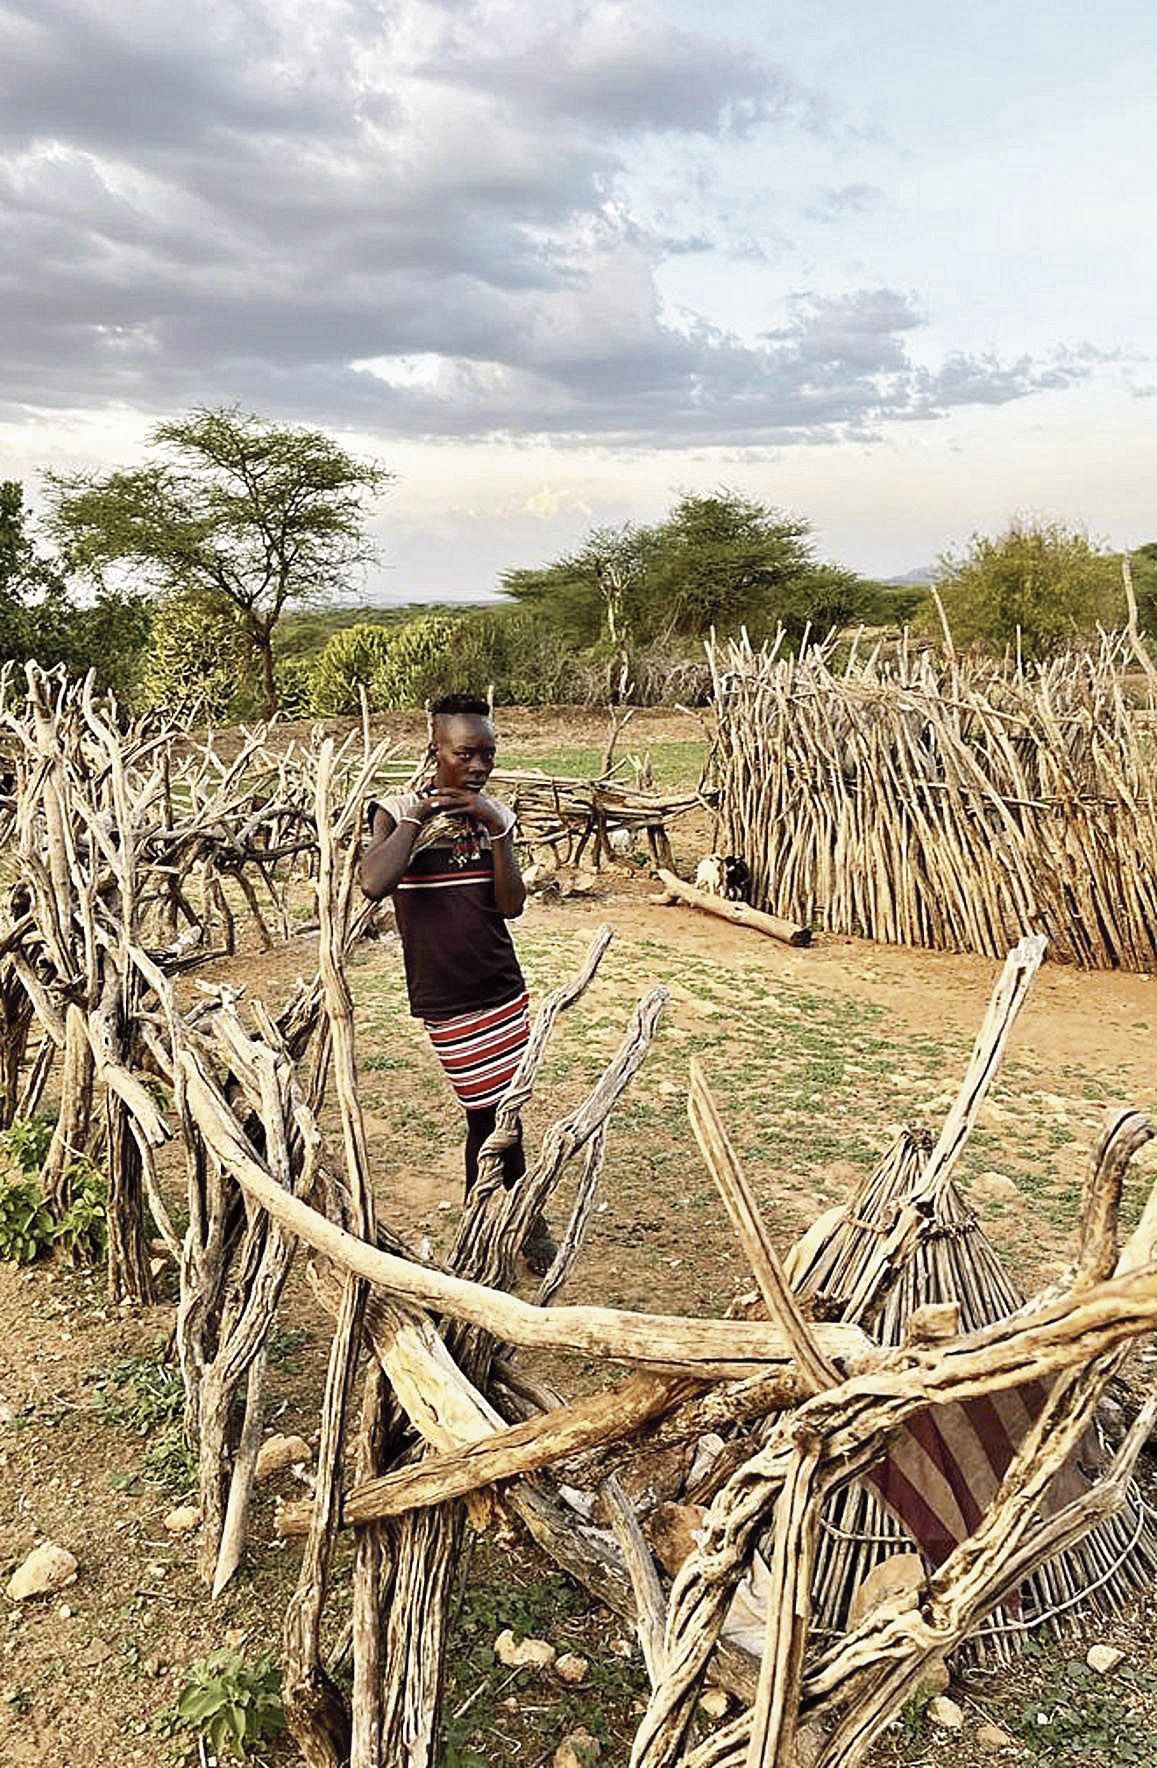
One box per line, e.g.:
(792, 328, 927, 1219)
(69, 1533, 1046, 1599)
(429, 692, 497, 792)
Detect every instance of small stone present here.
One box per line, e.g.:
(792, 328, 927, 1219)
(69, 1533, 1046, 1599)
(142, 1657, 161, 1678)
(57, 1603, 72, 1619)
(6, 1544, 78, 1601)
(162, 1505, 202, 1534)
(928, 1695, 965, 1729)
(553, 1726, 600, 1768)
(848, 1554, 925, 1626)
(976, 1721, 1014, 1751)
(254, 1434, 312, 1483)
(1086, 1643, 1124, 1675)
(224, 1627, 247, 1649)
(554, 1652, 588, 1685)
(917, 1657, 950, 1697)
(493, 1629, 556, 1670)
(698, 1687, 730, 1720)
(77, 1637, 114, 1667)
(973, 1171, 1019, 1203)
(609, 1636, 634, 1659)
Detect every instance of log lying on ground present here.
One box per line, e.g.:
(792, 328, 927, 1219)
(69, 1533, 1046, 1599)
(655, 868, 811, 947)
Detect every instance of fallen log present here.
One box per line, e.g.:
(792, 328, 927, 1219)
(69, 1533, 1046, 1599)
(655, 868, 811, 947)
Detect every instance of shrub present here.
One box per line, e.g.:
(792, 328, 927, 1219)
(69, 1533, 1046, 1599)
(139, 591, 249, 720)
(273, 654, 315, 720)
(0, 1115, 53, 1174)
(172, 1651, 285, 1760)
(932, 520, 1121, 658)
(0, 1173, 55, 1263)
(370, 613, 464, 708)
(54, 1160, 108, 1262)
(310, 621, 396, 714)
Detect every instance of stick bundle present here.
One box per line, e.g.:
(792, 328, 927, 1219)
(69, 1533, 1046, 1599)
(709, 633, 1157, 970)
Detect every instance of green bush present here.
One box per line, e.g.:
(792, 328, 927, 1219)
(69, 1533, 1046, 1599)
(310, 621, 396, 714)
(370, 613, 464, 708)
(449, 608, 580, 705)
(54, 1160, 108, 1262)
(0, 1115, 53, 1174)
(273, 654, 315, 720)
(932, 520, 1121, 658)
(139, 591, 249, 719)
(172, 1651, 285, 1760)
(0, 1173, 55, 1263)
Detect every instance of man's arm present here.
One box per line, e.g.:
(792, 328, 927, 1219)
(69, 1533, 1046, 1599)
(360, 805, 419, 899)
(489, 825, 527, 918)
(472, 795, 526, 918)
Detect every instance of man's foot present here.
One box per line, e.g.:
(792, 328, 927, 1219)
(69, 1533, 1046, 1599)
(521, 1212, 558, 1278)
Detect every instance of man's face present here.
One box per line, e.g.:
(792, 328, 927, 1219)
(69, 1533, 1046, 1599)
(432, 713, 497, 792)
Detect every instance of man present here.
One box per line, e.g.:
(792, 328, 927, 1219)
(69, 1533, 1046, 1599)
(361, 692, 556, 1274)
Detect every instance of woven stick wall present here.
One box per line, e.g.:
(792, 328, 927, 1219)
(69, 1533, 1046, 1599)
(709, 633, 1157, 970)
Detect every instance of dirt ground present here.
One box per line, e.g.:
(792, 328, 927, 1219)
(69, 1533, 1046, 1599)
(2, 708, 1156, 1767)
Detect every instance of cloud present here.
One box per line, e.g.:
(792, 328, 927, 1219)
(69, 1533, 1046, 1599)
(0, 0, 1095, 446)
(807, 181, 883, 221)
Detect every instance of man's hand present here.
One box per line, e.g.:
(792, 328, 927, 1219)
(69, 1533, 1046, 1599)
(417, 787, 479, 821)
(468, 793, 513, 836)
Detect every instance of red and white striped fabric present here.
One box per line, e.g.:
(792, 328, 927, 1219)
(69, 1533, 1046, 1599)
(424, 991, 531, 1111)
(865, 1380, 1089, 1567)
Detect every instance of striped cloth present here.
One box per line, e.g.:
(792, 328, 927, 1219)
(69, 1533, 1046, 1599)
(865, 1381, 1089, 1568)
(424, 991, 531, 1111)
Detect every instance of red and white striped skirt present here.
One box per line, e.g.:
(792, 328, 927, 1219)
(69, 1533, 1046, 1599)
(424, 991, 531, 1111)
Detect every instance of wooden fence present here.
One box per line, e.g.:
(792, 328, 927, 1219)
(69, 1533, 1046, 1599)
(709, 634, 1157, 970)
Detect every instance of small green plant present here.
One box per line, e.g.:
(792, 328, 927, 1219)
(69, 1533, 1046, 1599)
(1013, 1651, 1157, 1763)
(53, 1159, 108, 1261)
(0, 1173, 55, 1263)
(172, 1651, 285, 1760)
(0, 1115, 54, 1175)
(92, 1354, 196, 1491)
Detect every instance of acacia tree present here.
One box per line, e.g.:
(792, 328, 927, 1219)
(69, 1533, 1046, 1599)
(47, 408, 392, 713)
(502, 491, 864, 653)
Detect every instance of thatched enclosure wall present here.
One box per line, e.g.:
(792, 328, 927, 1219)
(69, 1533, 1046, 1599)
(710, 635, 1157, 970)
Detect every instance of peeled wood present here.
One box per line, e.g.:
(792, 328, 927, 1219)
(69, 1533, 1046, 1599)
(281, 1371, 692, 1533)
(656, 868, 811, 947)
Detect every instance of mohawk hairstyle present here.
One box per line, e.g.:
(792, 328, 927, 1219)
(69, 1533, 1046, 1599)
(430, 693, 492, 720)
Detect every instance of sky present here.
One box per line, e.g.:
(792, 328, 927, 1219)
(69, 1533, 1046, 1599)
(1, 0, 1155, 600)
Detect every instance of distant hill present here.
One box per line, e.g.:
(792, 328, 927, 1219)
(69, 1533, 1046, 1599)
(885, 566, 935, 588)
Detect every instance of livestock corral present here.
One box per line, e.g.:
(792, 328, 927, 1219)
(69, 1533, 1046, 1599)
(1, 656, 1156, 1768)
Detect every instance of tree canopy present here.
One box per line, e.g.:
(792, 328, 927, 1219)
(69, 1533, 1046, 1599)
(1, 481, 149, 700)
(931, 519, 1124, 659)
(47, 407, 392, 712)
(500, 491, 865, 653)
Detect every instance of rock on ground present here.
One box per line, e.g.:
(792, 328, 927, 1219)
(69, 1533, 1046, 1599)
(254, 1433, 312, 1482)
(6, 1543, 78, 1601)
(494, 1629, 555, 1670)
(553, 1726, 600, 1768)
